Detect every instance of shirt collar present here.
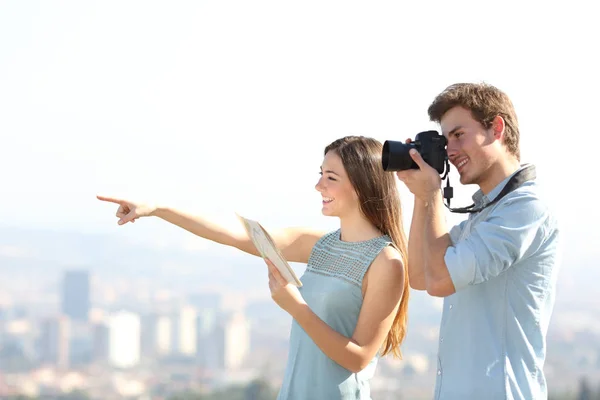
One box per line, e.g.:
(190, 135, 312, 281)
(472, 163, 532, 207)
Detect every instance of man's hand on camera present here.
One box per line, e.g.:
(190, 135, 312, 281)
(396, 149, 441, 202)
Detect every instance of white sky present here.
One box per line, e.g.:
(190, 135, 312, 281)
(0, 1, 597, 262)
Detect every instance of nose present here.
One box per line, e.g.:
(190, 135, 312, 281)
(315, 176, 325, 192)
(446, 139, 459, 159)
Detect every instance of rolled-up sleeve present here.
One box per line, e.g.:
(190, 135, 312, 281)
(449, 219, 468, 245)
(444, 192, 549, 291)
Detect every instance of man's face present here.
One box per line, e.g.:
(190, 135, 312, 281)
(441, 106, 497, 187)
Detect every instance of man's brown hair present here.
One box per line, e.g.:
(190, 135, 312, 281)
(428, 82, 520, 160)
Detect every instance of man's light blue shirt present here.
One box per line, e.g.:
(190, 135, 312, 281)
(436, 165, 561, 400)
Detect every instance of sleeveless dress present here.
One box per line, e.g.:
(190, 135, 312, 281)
(277, 229, 393, 400)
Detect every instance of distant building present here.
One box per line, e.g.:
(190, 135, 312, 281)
(171, 305, 197, 357)
(39, 315, 70, 368)
(196, 308, 218, 368)
(108, 310, 141, 368)
(141, 306, 198, 360)
(92, 322, 110, 363)
(62, 270, 90, 322)
(140, 313, 172, 359)
(213, 311, 250, 370)
(68, 320, 94, 366)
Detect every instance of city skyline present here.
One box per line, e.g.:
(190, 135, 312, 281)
(2, 223, 600, 397)
(2, 250, 598, 399)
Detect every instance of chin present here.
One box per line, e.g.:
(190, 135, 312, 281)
(321, 207, 338, 217)
(459, 172, 475, 185)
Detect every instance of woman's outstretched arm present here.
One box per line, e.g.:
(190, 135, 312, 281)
(96, 195, 324, 263)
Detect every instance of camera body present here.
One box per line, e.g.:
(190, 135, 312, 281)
(382, 130, 448, 174)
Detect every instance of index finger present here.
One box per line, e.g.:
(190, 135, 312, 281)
(96, 195, 123, 204)
(409, 149, 428, 169)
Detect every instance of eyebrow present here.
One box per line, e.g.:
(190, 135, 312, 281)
(320, 167, 340, 176)
(445, 126, 463, 137)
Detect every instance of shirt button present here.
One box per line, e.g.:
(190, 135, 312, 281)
(437, 370, 442, 376)
(449, 304, 453, 309)
(440, 337, 444, 343)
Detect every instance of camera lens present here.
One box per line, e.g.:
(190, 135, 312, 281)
(382, 141, 417, 172)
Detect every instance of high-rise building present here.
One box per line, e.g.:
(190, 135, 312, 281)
(62, 270, 90, 322)
(196, 308, 218, 368)
(213, 311, 250, 370)
(92, 322, 110, 363)
(69, 320, 94, 366)
(141, 306, 198, 360)
(39, 315, 70, 368)
(171, 305, 197, 357)
(140, 313, 172, 359)
(108, 310, 141, 369)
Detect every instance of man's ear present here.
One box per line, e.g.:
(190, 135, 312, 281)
(491, 115, 505, 140)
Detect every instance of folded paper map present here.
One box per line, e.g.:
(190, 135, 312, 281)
(236, 214, 302, 287)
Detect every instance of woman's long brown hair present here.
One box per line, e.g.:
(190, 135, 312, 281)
(324, 136, 410, 358)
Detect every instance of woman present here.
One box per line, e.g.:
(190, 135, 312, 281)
(97, 136, 409, 399)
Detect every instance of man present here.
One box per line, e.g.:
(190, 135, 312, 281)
(397, 83, 561, 399)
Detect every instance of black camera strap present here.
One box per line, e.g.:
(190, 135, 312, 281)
(443, 164, 536, 214)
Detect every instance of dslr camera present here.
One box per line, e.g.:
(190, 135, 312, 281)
(382, 130, 448, 174)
